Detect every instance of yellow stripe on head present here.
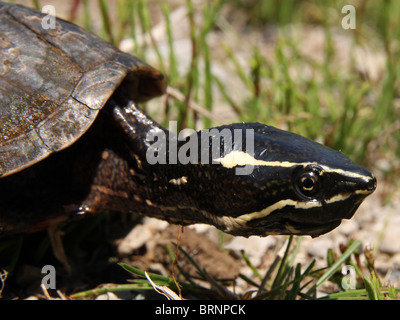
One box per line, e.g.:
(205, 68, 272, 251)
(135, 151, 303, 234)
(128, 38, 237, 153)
(214, 150, 373, 181)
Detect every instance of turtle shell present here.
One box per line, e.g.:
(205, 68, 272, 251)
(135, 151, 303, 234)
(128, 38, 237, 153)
(0, 2, 165, 178)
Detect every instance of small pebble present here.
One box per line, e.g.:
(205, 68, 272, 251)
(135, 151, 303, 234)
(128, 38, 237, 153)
(306, 237, 333, 259)
(225, 236, 276, 266)
(95, 292, 121, 300)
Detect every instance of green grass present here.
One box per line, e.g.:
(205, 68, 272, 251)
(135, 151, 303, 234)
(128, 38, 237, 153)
(1, 0, 399, 300)
(70, 237, 399, 300)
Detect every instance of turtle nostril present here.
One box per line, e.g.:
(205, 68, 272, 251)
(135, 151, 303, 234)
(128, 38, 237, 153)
(367, 176, 377, 192)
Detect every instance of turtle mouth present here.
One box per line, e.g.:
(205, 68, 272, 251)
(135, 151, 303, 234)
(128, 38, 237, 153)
(282, 218, 343, 238)
(279, 199, 363, 237)
(243, 194, 365, 238)
(281, 195, 367, 237)
(241, 213, 346, 238)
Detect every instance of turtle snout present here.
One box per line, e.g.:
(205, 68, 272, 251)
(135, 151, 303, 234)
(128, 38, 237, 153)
(366, 176, 377, 192)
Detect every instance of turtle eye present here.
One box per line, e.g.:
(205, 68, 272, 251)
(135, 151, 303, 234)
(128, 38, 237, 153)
(294, 167, 322, 198)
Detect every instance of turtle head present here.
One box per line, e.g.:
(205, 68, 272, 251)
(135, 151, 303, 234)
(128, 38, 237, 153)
(193, 123, 376, 237)
(117, 104, 376, 238)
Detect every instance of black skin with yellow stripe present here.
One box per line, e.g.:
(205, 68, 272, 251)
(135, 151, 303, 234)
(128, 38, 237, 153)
(0, 2, 376, 238)
(111, 105, 376, 238)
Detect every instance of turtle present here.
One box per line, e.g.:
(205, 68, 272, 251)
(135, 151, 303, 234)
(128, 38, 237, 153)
(0, 2, 376, 242)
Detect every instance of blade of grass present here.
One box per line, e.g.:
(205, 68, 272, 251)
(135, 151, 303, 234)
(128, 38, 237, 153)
(98, 0, 114, 44)
(176, 244, 207, 279)
(257, 255, 280, 293)
(164, 244, 200, 287)
(364, 271, 384, 300)
(82, 0, 91, 31)
(179, 0, 198, 130)
(119, 262, 176, 285)
(241, 250, 262, 280)
(222, 43, 252, 90)
(137, 0, 165, 74)
(315, 239, 362, 289)
(70, 282, 157, 299)
(239, 273, 260, 288)
(271, 236, 293, 290)
(162, 3, 178, 83)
